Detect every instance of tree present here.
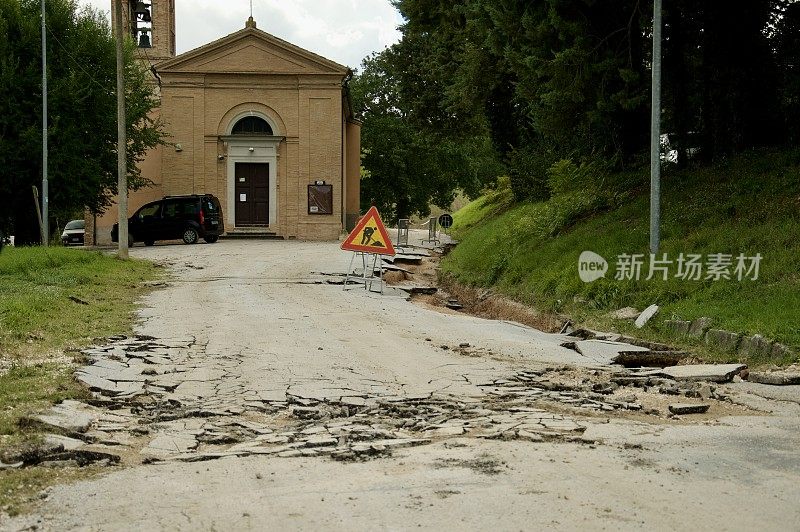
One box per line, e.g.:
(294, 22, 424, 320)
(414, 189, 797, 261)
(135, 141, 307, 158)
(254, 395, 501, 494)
(0, 0, 163, 244)
(774, 2, 800, 143)
(388, 0, 796, 199)
(350, 48, 502, 221)
(392, 0, 651, 200)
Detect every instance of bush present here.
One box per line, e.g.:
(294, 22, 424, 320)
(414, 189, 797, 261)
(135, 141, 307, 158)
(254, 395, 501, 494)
(507, 146, 555, 201)
(522, 158, 619, 236)
(546, 158, 609, 195)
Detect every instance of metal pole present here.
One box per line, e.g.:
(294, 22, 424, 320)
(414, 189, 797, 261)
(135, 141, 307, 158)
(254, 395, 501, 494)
(32, 186, 45, 243)
(649, 0, 662, 254)
(41, 0, 48, 246)
(115, 0, 129, 258)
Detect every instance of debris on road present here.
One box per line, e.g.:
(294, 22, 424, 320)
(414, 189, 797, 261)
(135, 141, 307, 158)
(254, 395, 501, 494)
(389, 254, 424, 265)
(445, 299, 463, 310)
(22, 331, 748, 470)
(639, 364, 747, 383)
(380, 262, 412, 274)
(668, 403, 711, 415)
(20, 335, 632, 468)
(634, 304, 659, 328)
(13, 258, 764, 475)
(25, 400, 102, 435)
(609, 307, 640, 320)
(612, 350, 688, 368)
(747, 371, 800, 386)
(397, 286, 437, 295)
(60, 336, 754, 470)
(572, 340, 649, 366)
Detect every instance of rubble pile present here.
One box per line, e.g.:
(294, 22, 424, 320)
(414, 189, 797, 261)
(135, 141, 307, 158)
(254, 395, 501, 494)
(10, 336, 599, 467)
(7, 332, 781, 470)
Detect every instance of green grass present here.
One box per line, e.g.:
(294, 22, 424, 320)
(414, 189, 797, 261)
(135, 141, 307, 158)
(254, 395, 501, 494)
(0, 247, 158, 514)
(0, 364, 91, 438)
(0, 247, 156, 359)
(0, 466, 104, 516)
(443, 149, 800, 365)
(451, 177, 515, 233)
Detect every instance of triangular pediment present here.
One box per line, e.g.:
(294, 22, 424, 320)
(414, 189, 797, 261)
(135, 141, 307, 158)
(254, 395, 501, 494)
(157, 27, 348, 76)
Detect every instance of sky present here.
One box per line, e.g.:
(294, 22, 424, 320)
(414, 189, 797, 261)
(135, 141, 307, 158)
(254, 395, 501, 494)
(76, 0, 404, 69)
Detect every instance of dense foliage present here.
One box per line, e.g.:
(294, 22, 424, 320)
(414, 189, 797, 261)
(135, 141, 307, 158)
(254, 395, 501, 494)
(353, 0, 800, 209)
(0, 0, 162, 244)
(350, 49, 502, 221)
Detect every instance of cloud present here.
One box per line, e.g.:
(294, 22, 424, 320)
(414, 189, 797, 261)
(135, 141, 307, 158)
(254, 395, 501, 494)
(75, 0, 402, 67)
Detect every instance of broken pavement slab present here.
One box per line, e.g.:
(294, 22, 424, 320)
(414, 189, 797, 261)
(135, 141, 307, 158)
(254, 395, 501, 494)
(639, 363, 747, 383)
(748, 372, 800, 386)
(668, 403, 710, 415)
(44, 434, 88, 451)
(397, 285, 438, 295)
(391, 254, 424, 264)
(78, 364, 146, 383)
(634, 304, 659, 328)
(75, 372, 123, 395)
(27, 400, 103, 435)
(612, 350, 688, 368)
(573, 340, 650, 365)
(143, 434, 199, 458)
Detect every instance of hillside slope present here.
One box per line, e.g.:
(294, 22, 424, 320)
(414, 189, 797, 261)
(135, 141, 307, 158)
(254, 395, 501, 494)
(442, 149, 800, 365)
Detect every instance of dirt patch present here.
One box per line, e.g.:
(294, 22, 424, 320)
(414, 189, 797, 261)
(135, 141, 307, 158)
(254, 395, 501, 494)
(434, 453, 506, 476)
(438, 280, 565, 333)
(382, 271, 406, 284)
(385, 252, 565, 333)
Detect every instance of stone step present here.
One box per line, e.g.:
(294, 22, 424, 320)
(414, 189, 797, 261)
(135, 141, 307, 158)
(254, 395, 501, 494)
(221, 231, 284, 240)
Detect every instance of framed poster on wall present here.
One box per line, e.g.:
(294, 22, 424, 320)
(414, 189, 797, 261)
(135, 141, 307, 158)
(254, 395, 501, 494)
(308, 183, 333, 215)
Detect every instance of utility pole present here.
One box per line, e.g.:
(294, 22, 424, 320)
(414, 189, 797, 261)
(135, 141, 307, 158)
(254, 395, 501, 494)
(41, 0, 48, 246)
(115, 0, 129, 258)
(649, 0, 662, 254)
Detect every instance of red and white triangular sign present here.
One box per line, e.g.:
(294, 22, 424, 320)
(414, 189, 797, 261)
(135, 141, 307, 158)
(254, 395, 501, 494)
(341, 206, 396, 256)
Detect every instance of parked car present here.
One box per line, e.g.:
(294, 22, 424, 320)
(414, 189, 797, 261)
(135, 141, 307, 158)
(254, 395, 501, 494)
(61, 219, 85, 246)
(112, 194, 224, 246)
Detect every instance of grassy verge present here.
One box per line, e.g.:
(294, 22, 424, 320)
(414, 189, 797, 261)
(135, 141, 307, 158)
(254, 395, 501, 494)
(0, 246, 158, 515)
(443, 149, 800, 366)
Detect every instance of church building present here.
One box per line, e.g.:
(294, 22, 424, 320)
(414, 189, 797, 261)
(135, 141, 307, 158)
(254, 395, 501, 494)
(90, 0, 361, 243)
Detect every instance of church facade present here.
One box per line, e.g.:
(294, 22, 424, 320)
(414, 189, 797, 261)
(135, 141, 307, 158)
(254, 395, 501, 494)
(90, 1, 361, 243)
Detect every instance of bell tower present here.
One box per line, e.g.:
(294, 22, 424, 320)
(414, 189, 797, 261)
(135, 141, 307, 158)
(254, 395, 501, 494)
(111, 0, 176, 63)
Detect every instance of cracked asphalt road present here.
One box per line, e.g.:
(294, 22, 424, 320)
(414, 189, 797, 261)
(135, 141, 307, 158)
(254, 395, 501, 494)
(7, 240, 800, 531)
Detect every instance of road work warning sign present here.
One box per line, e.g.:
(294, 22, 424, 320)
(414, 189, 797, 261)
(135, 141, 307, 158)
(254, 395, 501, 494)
(341, 206, 396, 256)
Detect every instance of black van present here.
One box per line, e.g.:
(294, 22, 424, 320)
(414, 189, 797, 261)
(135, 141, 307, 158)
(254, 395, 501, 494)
(112, 194, 224, 246)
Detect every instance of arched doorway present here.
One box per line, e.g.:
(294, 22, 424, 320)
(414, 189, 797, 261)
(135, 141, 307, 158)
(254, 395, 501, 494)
(223, 112, 282, 229)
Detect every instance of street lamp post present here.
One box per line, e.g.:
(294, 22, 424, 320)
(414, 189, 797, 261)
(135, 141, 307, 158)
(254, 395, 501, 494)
(650, 0, 663, 254)
(115, 0, 128, 258)
(41, 0, 48, 246)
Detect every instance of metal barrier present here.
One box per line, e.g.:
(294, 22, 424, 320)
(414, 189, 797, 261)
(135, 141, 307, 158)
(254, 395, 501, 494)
(422, 217, 439, 245)
(397, 218, 409, 247)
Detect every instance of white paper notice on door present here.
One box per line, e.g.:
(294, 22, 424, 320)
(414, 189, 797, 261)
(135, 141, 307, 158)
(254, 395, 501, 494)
(239, 193, 247, 202)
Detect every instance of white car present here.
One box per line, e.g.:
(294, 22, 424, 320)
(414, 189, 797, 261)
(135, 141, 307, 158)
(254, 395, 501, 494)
(61, 219, 85, 246)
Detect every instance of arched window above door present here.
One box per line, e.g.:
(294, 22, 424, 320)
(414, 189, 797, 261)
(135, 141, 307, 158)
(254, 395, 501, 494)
(231, 116, 273, 135)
